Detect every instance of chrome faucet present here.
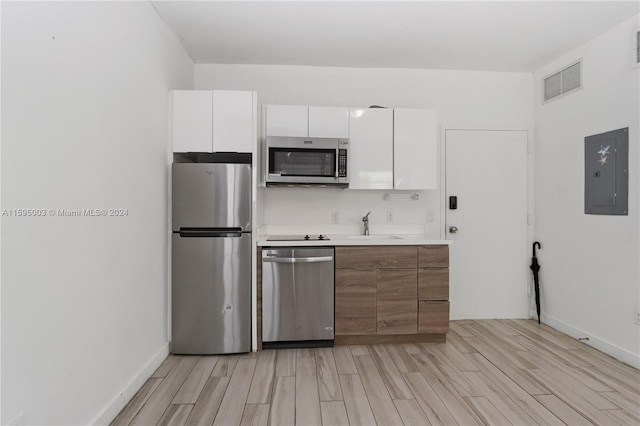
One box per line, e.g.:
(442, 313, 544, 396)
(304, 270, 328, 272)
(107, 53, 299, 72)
(362, 211, 371, 235)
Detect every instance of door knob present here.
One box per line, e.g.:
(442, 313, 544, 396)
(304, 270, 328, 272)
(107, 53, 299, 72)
(449, 226, 458, 234)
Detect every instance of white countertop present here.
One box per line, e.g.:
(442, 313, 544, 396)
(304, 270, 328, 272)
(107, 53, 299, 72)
(257, 234, 451, 247)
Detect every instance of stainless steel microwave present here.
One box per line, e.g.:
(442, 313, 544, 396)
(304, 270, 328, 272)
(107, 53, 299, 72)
(265, 136, 349, 187)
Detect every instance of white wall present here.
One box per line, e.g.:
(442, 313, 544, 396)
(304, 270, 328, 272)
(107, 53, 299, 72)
(196, 64, 534, 237)
(1, 2, 193, 424)
(533, 16, 639, 367)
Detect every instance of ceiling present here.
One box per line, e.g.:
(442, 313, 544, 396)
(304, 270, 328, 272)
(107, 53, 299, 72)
(151, 1, 640, 72)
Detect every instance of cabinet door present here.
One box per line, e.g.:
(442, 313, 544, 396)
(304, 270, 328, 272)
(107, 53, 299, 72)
(309, 106, 349, 138)
(348, 108, 393, 189)
(418, 268, 449, 301)
(212, 90, 254, 153)
(377, 269, 417, 335)
(335, 269, 376, 335)
(393, 108, 438, 190)
(418, 301, 450, 334)
(172, 90, 213, 152)
(266, 105, 308, 137)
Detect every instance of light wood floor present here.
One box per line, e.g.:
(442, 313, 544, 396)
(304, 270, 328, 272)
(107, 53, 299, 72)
(111, 320, 640, 425)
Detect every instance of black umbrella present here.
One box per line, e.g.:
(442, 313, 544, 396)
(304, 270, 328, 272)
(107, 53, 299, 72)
(530, 242, 542, 324)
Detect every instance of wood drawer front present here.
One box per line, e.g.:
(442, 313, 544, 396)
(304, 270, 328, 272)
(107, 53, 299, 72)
(418, 301, 450, 334)
(376, 269, 417, 335)
(335, 269, 376, 335)
(418, 268, 449, 301)
(336, 246, 417, 269)
(418, 245, 449, 268)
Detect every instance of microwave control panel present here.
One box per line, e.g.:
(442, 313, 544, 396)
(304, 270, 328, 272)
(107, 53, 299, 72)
(338, 149, 348, 178)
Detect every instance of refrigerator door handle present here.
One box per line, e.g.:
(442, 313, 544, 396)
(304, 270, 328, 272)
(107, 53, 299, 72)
(179, 228, 243, 238)
(263, 256, 333, 264)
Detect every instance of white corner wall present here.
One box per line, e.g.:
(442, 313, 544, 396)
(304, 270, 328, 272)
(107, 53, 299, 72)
(1, 2, 193, 424)
(195, 64, 534, 238)
(533, 15, 640, 367)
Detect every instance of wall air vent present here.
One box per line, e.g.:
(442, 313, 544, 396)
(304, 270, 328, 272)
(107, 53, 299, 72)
(543, 60, 582, 103)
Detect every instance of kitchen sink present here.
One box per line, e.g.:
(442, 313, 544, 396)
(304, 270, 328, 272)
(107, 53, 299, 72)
(342, 235, 403, 240)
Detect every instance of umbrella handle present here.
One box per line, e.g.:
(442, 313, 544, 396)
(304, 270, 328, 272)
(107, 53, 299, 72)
(533, 241, 541, 257)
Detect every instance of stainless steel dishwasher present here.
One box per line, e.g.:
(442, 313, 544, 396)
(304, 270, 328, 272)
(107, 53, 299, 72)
(262, 247, 335, 348)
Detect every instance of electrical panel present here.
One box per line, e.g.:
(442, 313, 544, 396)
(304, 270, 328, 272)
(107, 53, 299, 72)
(584, 127, 628, 215)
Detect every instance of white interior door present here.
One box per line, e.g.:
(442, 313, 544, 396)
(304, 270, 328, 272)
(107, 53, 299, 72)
(445, 130, 529, 319)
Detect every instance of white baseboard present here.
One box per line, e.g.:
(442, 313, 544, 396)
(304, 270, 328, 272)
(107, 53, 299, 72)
(542, 314, 640, 369)
(450, 313, 530, 320)
(91, 342, 170, 425)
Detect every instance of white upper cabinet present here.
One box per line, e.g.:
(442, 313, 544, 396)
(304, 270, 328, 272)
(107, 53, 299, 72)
(348, 108, 393, 189)
(172, 90, 213, 153)
(212, 90, 254, 152)
(172, 90, 255, 153)
(393, 108, 438, 190)
(266, 105, 349, 138)
(308, 106, 349, 138)
(265, 105, 308, 137)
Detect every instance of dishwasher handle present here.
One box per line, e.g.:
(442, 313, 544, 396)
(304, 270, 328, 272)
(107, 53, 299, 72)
(263, 256, 333, 264)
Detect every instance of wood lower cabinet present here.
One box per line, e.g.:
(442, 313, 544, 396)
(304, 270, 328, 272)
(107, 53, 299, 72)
(377, 269, 417, 334)
(418, 245, 450, 334)
(335, 245, 417, 269)
(418, 245, 449, 267)
(418, 301, 450, 334)
(418, 267, 449, 301)
(335, 245, 449, 344)
(335, 269, 376, 335)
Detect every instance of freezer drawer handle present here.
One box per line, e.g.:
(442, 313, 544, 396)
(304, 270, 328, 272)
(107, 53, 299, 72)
(263, 256, 333, 263)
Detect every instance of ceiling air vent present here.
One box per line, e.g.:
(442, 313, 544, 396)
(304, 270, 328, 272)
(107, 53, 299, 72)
(543, 60, 582, 103)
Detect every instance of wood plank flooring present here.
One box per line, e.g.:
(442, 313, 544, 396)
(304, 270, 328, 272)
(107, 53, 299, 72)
(112, 320, 640, 425)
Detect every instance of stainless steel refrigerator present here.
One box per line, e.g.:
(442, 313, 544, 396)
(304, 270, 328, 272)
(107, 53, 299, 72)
(171, 162, 251, 355)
